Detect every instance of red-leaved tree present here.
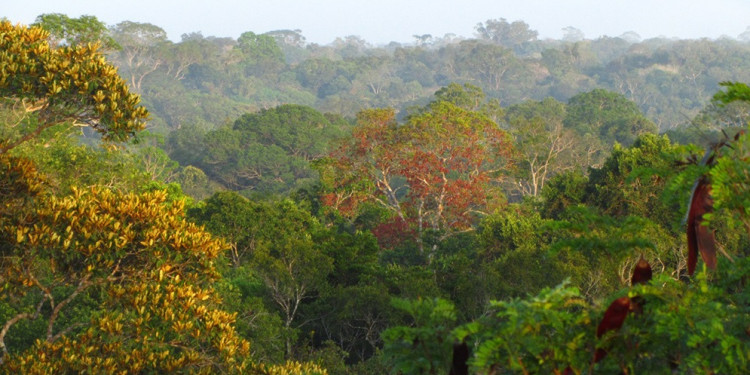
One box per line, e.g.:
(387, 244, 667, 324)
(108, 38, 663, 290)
(318, 101, 512, 256)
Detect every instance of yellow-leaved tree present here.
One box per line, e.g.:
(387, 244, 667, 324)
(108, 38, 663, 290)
(0, 21, 327, 374)
(0, 186, 253, 373)
(0, 20, 148, 153)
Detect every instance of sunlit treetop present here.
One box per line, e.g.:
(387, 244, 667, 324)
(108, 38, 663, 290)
(712, 81, 750, 106)
(0, 21, 148, 153)
(31, 13, 120, 50)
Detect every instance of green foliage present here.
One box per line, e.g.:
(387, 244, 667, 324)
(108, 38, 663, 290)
(476, 206, 566, 298)
(456, 282, 592, 374)
(166, 123, 208, 167)
(596, 265, 750, 374)
(216, 266, 287, 364)
(706, 120, 750, 248)
(109, 21, 167, 48)
(504, 97, 578, 198)
(188, 191, 265, 266)
(11, 134, 152, 195)
(548, 205, 676, 300)
(433, 83, 486, 111)
(474, 18, 538, 49)
(236, 31, 286, 75)
(713, 81, 750, 106)
(381, 297, 457, 374)
(712, 157, 750, 231)
(585, 134, 682, 223)
(189, 193, 335, 359)
(32, 13, 119, 50)
(6, 13, 750, 373)
(540, 170, 587, 219)
(199, 104, 347, 194)
(295, 59, 356, 98)
(564, 89, 656, 146)
(0, 21, 148, 152)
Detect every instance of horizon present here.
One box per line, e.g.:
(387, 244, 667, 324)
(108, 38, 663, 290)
(3, 0, 750, 45)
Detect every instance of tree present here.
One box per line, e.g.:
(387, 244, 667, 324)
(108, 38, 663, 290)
(295, 58, 356, 98)
(454, 282, 592, 374)
(7, 130, 153, 196)
(0, 21, 148, 154)
(331, 36, 370, 59)
(352, 57, 396, 98)
(265, 29, 308, 64)
(303, 234, 387, 362)
(157, 35, 205, 81)
(739, 26, 750, 42)
(474, 19, 538, 48)
(318, 98, 513, 257)
(413, 34, 433, 47)
(32, 13, 119, 50)
(247, 200, 333, 357)
(265, 29, 306, 49)
(585, 133, 684, 225)
(564, 89, 657, 146)
(475, 205, 565, 299)
(188, 191, 265, 268)
(233, 104, 346, 163)
(0, 184, 254, 372)
(189, 194, 334, 358)
(381, 297, 458, 374)
(200, 105, 347, 194)
(434, 82, 484, 107)
(562, 27, 585, 42)
(109, 21, 168, 90)
(505, 98, 577, 197)
(705, 82, 750, 243)
(455, 42, 520, 92)
(236, 31, 285, 76)
(541, 170, 588, 219)
(174, 165, 216, 200)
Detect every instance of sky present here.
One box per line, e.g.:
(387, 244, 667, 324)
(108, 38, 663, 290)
(3, 0, 750, 45)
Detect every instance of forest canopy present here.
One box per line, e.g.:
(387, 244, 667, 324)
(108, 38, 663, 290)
(1, 14, 750, 374)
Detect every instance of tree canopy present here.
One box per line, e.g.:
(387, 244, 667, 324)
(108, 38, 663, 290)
(0, 21, 148, 153)
(3, 12, 750, 375)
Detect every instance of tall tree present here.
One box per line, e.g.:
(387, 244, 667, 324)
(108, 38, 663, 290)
(564, 88, 657, 146)
(235, 31, 285, 76)
(200, 104, 347, 194)
(32, 13, 118, 50)
(455, 42, 521, 93)
(109, 21, 168, 90)
(506, 98, 577, 197)
(189, 193, 335, 358)
(0, 184, 253, 372)
(0, 21, 148, 153)
(474, 18, 538, 48)
(319, 98, 512, 256)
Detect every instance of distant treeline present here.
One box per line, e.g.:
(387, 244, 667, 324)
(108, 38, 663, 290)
(94, 18, 750, 134)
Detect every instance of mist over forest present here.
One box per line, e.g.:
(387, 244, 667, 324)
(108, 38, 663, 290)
(121, 17, 750, 133)
(2, 13, 750, 374)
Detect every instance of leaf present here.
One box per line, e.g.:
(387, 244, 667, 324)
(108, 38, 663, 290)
(686, 177, 716, 275)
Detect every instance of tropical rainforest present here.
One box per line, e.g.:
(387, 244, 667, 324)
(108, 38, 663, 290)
(1, 13, 750, 374)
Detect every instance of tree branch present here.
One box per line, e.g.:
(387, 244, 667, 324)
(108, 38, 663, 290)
(0, 295, 46, 362)
(46, 273, 92, 342)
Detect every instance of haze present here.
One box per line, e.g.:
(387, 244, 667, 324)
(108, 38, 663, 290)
(4, 0, 750, 44)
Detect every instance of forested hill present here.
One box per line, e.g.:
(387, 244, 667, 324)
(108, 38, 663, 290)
(3, 16, 750, 375)
(101, 19, 750, 133)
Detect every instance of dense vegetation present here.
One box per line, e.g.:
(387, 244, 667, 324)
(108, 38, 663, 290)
(1, 14, 750, 374)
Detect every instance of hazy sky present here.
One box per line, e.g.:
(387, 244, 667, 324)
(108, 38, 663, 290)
(4, 0, 750, 45)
